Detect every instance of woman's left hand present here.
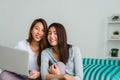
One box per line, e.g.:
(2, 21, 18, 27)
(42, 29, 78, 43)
(49, 64, 60, 75)
(28, 70, 40, 79)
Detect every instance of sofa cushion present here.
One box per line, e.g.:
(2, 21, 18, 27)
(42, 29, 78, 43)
(83, 58, 120, 66)
(83, 64, 120, 80)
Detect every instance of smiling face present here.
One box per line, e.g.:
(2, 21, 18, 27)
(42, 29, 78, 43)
(47, 26, 58, 46)
(31, 22, 44, 42)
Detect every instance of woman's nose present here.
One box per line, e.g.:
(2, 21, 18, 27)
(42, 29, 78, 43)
(50, 33, 54, 38)
(38, 30, 43, 35)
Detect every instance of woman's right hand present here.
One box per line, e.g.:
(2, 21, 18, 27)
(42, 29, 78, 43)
(28, 70, 40, 79)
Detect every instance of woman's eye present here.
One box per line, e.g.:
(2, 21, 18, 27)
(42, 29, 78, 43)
(34, 27, 39, 30)
(54, 32, 57, 34)
(48, 32, 51, 35)
(42, 29, 45, 32)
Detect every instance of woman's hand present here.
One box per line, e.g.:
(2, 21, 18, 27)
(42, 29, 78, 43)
(64, 74, 76, 80)
(49, 64, 60, 75)
(28, 70, 40, 79)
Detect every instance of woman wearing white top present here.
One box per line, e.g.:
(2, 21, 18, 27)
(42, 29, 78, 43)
(0, 18, 48, 80)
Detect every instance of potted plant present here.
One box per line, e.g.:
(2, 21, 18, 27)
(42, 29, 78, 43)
(113, 30, 119, 35)
(111, 48, 119, 57)
(112, 16, 119, 21)
(111, 30, 120, 39)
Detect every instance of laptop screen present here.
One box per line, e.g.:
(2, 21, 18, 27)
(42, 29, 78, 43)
(0, 45, 29, 75)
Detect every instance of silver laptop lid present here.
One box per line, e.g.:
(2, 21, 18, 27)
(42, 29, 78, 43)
(0, 45, 29, 75)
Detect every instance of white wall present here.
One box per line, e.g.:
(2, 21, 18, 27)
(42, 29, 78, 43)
(0, 0, 120, 58)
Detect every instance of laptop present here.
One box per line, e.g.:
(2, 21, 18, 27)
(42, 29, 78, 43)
(0, 45, 29, 76)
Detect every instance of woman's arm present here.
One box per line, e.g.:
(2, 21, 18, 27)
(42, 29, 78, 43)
(41, 50, 50, 80)
(63, 74, 76, 80)
(62, 46, 83, 80)
(73, 46, 83, 80)
(46, 74, 65, 80)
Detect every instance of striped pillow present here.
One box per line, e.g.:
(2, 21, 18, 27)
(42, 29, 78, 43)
(83, 64, 120, 80)
(83, 58, 120, 66)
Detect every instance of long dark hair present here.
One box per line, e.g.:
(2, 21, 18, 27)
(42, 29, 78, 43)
(27, 18, 48, 69)
(47, 23, 71, 64)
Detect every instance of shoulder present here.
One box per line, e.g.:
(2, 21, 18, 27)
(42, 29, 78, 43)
(18, 40, 28, 45)
(15, 40, 29, 50)
(69, 45, 80, 51)
(41, 48, 52, 55)
(69, 45, 81, 57)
